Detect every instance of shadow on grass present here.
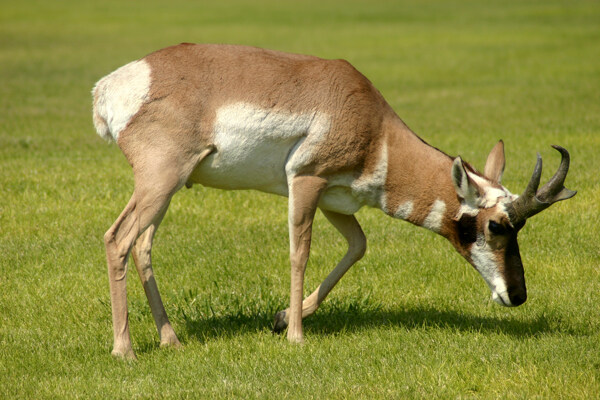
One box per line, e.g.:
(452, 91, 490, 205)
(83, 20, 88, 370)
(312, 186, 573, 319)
(181, 301, 572, 344)
(306, 305, 564, 337)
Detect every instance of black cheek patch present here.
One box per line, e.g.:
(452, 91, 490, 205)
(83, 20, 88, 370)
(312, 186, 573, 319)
(456, 214, 478, 245)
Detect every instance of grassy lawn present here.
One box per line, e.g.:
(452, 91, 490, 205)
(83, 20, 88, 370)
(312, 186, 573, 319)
(1, 0, 599, 398)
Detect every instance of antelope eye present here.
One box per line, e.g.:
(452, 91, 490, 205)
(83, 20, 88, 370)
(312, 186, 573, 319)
(488, 221, 506, 235)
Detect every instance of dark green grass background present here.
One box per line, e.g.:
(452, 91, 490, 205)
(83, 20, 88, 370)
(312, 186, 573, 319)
(1, 0, 598, 398)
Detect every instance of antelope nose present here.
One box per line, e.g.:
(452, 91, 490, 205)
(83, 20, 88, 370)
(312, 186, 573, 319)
(508, 289, 527, 306)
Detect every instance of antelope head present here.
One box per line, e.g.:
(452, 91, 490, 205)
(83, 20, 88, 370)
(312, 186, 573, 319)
(449, 141, 576, 307)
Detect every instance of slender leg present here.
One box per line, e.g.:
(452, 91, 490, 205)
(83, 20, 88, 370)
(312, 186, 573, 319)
(105, 144, 214, 359)
(131, 143, 214, 347)
(285, 175, 327, 343)
(104, 180, 179, 359)
(131, 218, 181, 348)
(274, 210, 366, 332)
(104, 195, 138, 359)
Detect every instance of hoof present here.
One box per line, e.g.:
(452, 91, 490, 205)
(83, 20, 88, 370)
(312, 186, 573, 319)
(159, 325, 182, 348)
(111, 347, 137, 361)
(160, 336, 182, 349)
(287, 332, 304, 344)
(272, 310, 288, 333)
(288, 337, 304, 345)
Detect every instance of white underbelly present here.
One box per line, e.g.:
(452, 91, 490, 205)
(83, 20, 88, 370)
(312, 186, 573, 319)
(189, 102, 325, 195)
(191, 140, 296, 196)
(188, 102, 368, 215)
(195, 162, 364, 215)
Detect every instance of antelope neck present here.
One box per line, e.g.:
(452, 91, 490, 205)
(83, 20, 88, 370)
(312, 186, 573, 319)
(382, 120, 460, 236)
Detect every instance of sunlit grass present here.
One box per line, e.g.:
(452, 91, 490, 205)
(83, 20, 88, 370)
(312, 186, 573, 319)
(1, 0, 599, 398)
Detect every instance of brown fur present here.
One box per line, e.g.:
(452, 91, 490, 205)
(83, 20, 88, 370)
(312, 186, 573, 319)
(122, 44, 392, 181)
(383, 118, 458, 227)
(95, 44, 564, 359)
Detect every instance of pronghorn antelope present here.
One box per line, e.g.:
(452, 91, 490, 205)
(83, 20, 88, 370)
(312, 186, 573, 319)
(93, 43, 576, 359)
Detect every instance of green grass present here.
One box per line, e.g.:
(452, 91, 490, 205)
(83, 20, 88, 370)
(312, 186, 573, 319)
(1, 0, 599, 398)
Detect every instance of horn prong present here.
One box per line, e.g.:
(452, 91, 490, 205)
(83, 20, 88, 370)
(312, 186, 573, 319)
(523, 153, 542, 198)
(537, 145, 573, 203)
(508, 145, 576, 225)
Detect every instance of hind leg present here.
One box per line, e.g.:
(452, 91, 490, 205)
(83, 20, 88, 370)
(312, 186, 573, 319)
(104, 195, 138, 359)
(104, 142, 215, 359)
(131, 214, 181, 348)
(104, 171, 181, 359)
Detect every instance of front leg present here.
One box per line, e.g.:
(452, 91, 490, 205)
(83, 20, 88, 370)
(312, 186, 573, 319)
(273, 211, 366, 333)
(285, 175, 327, 343)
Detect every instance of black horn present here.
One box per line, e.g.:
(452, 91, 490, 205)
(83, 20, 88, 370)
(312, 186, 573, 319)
(507, 145, 576, 224)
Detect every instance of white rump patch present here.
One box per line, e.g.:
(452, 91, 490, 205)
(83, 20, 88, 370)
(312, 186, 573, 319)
(92, 59, 151, 142)
(394, 201, 414, 220)
(422, 199, 446, 232)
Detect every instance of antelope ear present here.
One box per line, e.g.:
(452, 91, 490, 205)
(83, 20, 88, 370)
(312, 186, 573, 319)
(484, 140, 506, 183)
(452, 157, 480, 205)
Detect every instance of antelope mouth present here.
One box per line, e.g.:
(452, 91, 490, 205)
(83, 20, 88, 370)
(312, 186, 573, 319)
(492, 290, 513, 307)
(491, 287, 527, 307)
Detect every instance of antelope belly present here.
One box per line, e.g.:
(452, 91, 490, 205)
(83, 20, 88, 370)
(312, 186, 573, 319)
(189, 102, 328, 196)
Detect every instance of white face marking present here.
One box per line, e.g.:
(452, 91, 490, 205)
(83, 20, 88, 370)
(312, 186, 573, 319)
(194, 102, 329, 194)
(457, 203, 479, 219)
(470, 235, 511, 306)
(351, 141, 388, 210)
(422, 199, 446, 232)
(497, 202, 513, 221)
(394, 201, 414, 220)
(466, 171, 516, 208)
(92, 60, 151, 141)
